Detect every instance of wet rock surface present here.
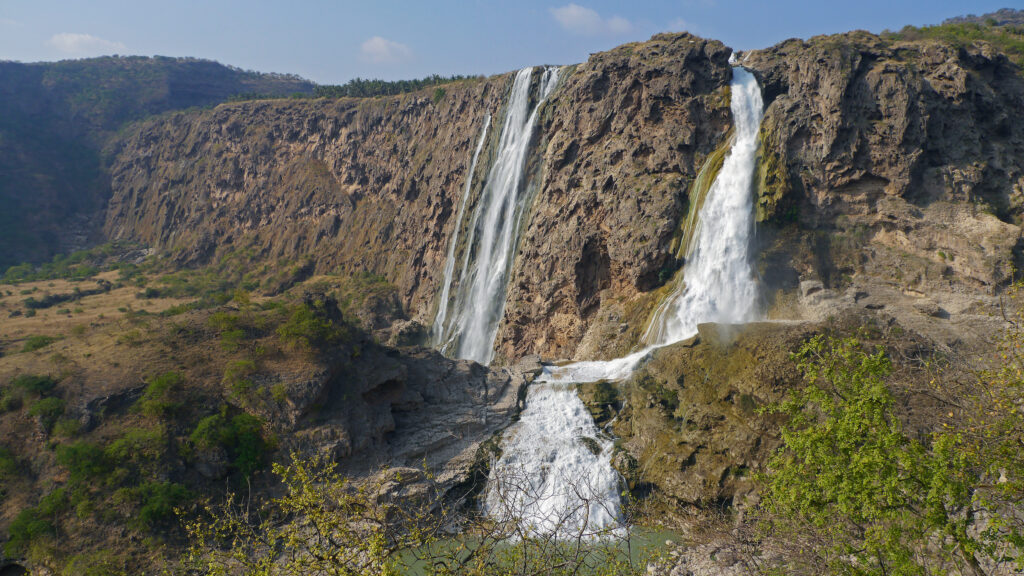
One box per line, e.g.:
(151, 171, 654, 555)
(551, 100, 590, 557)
(283, 342, 530, 493)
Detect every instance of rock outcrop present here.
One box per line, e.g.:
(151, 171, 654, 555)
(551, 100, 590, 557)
(743, 32, 1024, 300)
(284, 343, 535, 490)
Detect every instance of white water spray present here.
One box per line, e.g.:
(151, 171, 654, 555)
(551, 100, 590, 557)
(484, 386, 622, 538)
(434, 67, 561, 364)
(431, 115, 491, 349)
(484, 68, 764, 537)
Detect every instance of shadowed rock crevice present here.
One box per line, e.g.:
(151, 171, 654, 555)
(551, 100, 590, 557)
(574, 236, 612, 320)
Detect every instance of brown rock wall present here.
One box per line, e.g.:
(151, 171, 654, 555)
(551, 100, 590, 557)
(105, 77, 510, 316)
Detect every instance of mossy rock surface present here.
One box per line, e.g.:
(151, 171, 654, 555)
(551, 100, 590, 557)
(603, 313, 930, 510)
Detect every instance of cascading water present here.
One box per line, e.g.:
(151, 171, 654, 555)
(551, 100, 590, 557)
(431, 114, 491, 349)
(538, 67, 764, 383)
(484, 68, 765, 537)
(432, 66, 560, 364)
(483, 386, 622, 537)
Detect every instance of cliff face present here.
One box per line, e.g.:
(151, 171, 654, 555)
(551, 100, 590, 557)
(744, 32, 1024, 297)
(495, 34, 733, 362)
(105, 77, 508, 316)
(103, 30, 1024, 365)
(105, 34, 736, 361)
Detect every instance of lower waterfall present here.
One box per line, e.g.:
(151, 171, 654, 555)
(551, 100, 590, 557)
(483, 386, 622, 538)
(484, 67, 765, 537)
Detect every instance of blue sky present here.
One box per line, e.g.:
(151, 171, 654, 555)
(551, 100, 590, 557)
(0, 1, 1019, 83)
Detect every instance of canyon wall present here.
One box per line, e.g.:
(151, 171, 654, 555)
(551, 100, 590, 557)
(103, 30, 1024, 364)
(105, 75, 509, 316)
(0, 57, 313, 269)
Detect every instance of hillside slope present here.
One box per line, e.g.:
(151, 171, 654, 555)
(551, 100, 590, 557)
(0, 56, 314, 270)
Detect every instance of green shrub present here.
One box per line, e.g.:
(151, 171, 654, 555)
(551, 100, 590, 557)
(0, 447, 14, 503)
(189, 414, 225, 451)
(277, 301, 347, 352)
(757, 334, 1022, 575)
(0, 389, 21, 412)
(12, 374, 58, 395)
(190, 412, 270, 477)
(271, 383, 288, 404)
(223, 359, 257, 397)
(220, 328, 246, 352)
(133, 481, 191, 527)
(52, 418, 82, 437)
(105, 426, 166, 465)
(56, 441, 111, 484)
(29, 397, 66, 431)
(136, 371, 184, 418)
(21, 334, 60, 353)
(207, 311, 239, 332)
(4, 488, 68, 556)
(0, 447, 15, 477)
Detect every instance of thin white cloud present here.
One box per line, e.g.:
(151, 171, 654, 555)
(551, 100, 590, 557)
(48, 33, 126, 55)
(550, 4, 634, 36)
(359, 36, 413, 65)
(669, 18, 695, 32)
(0, 18, 24, 27)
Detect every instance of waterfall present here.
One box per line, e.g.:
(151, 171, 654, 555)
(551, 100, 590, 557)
(431, 114, 491, 350)
(538, 67, 764, 383)
(483, 386, 621, 538)
(433, 66, 561, 364)
(484, 68, 764, 537)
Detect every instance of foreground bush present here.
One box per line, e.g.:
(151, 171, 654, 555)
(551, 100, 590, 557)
(179, 453, 652, 576)
(758, 331, 1023, 575)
